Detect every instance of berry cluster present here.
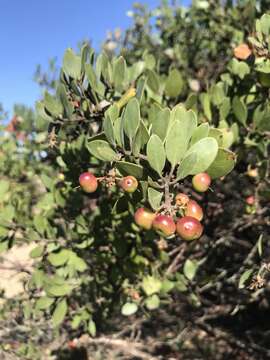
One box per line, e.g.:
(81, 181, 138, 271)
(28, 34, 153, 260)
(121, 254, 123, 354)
(79, 172, 138, 193)
(79, 171, 211, 241)
(134, 172, 211, 241)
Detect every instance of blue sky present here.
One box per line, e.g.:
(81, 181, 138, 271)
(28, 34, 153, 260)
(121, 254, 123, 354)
(0, 1, 188, 117)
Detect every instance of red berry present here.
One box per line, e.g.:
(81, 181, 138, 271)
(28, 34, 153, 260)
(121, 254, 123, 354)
(246, 195, 255, 205)
(79, 172, 98, 193)
(119, 176, 138, 193)
(152, 214, 176, 237)
(176, 216, 203, 241)
(185, 200, 203, 221)
(175, 193, 189, 207)
(192, 173, 211, 192)
(134, 208, 156, 230)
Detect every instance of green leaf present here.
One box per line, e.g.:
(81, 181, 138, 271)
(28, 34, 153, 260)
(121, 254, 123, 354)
(105, 103, 119, 122)
(40, 174, 54, 191)
(207, 148, 236, 179)
(121, 302, 138, 316)
(122, 98, 140, 143)
(57, 84, 74, 119)
(160, 279, 175, 294)
(103, 116, 115, 145)
(132, 121, 150, 156)
(219, 97, 231, 120)
(190, 123, 209, 146)
(257, 234, 263, 257)
(47, 284, 73, 297)
(52, 299, 67, 327)
(220, 128, 234, 149)
(200, 93, 212, 121)
(146, 69, 159, 92)
(36, 296, 54, 310)
(113, 117, 124, 147)
(184, 137, 218, 174)
(171, 106, 197, 127)
(68, 253, 87, 272)
(148, 188, 163, 210)
(151, 108, 170, 141)
(146, 135, 166, 176)
(63, 48, 81, 79)
(48, 250, 70, 267)
(71, 315, 82, 329)
(208, 128, 224, 146)
(142, 276, 162, 296)
(0, 205, 15, 223)
(115, 161, 143, 179)
(85, 63, 98, 91)
(88, 320, 96, 337)
(30, 245, 44, 259)
(164, 69, 183, 98)
(210, 82, 226, 106)
(32, 269, 45, 288)
(165, 117, 197, 167)
(44, 92, 63, 117)
(232, 97, 247, 126)
(33, 214, 48, 235)
(112, 56, 126, 89)
(145, 294, 160, 310)
(259, 14, 270, 35)
(176, 152, 197, 180)
(230, 59, 250, 79)
(238, 269, 253, 289)
(183, 259, 199, 281)
(87, 140, 118, 161)
(0, 180, 10, 197)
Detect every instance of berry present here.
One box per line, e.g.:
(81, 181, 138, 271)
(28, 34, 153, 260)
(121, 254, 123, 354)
(119, 176, 138, 193)
(79, 172, 98, 193)
(247, 168, 258, 178)
(175, 193, 189, 207)
(246, 195, 255, 205)
(192, 173, 211, 192)
(233, 43, 252, 60)
(185, 200, 203, 221)
(176, 216, 203, 241)
(152, 214, 176, 237)
(134, 208, 156, 230)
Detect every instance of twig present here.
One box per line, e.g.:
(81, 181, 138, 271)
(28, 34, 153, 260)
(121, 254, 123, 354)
(78, 335, 157, 360)
(165, 243, 187, 275)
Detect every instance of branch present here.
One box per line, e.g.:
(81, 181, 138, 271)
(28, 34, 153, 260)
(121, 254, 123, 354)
(78, 335, 156, 360)
(165, 243, 187, 275)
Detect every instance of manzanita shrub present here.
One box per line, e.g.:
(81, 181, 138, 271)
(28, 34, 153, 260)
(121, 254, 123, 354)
(1, 1, 270, 358)
(25, 39, 237, 333)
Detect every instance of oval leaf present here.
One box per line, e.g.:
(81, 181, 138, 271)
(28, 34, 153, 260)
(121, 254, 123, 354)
(148, 188, 163, 210)
(184, 137, 218, 174)
(63, 48, 81, 80)
(121, 302, 138, 316)
(146, 135, 166, 176)
(165, 117, 196, 167)
(87, 140, 118, 161)
(115, 161, 143, 179)
(207, 148, 236, 179)
(52, 299, 67, 327)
